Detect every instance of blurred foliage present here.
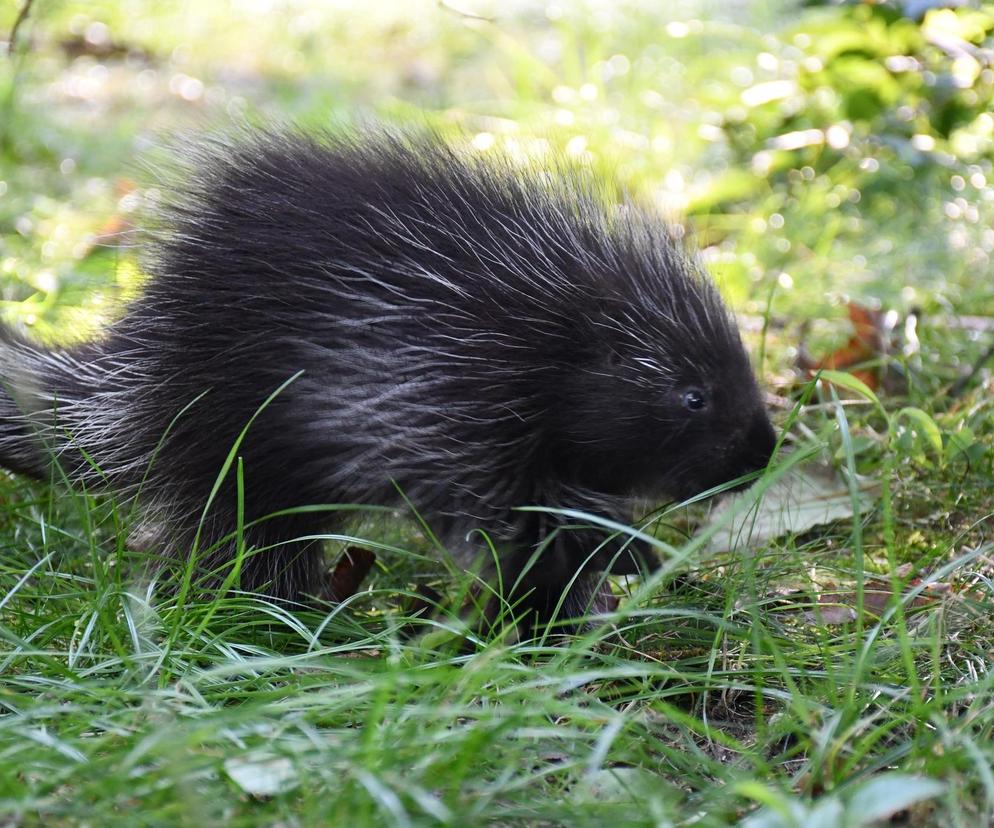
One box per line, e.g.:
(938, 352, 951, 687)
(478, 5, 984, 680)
(0, 0, 992, 359)
(687, 0, 994, 321)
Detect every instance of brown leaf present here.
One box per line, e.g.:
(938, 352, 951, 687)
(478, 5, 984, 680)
(91, 214, 135, 249)
(807, 586, 938, 626)
(327, 546, 376, 601)
(797, 302, 888, 391)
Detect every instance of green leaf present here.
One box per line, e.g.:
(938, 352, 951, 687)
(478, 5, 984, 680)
(686, 169, 764, 214)
(805, 797, 846, 828)
(736, 782, 808, 828)
(845, 774, 945, 824)
(944, 424, 978, 462)
(740, 801, 809, 828)
(817, 370, 885, 413)
(895, 406, 943, 457)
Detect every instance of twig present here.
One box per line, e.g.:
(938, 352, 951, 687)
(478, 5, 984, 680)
(437, 0, 495, 23)
(951, 340, 994, 397)
(7, 0, 36, 58)
(736, 313, 994, 334)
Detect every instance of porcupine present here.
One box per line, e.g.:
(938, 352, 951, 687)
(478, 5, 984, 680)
(0, 128, 777, 625)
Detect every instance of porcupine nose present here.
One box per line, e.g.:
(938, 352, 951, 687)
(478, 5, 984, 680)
(745, 411, 777, 472)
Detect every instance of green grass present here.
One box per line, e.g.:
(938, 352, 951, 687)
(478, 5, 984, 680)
(2, 1, 994, 825)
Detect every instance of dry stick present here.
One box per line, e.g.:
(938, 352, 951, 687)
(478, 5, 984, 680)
(327, 546, 377, 602)
(951, 340, 994, 397)
(7, 0, 36, 58)
(736, 313, 994, 334)
(437, 0, 495, 23)
(1, 0, 35, 152)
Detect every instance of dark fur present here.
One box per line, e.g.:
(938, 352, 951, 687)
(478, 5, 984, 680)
(0, 128, 776, 623)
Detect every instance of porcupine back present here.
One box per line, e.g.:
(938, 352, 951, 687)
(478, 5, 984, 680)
(0, 128, 776, 621)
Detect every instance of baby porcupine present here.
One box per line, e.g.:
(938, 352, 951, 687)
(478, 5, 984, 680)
(0, 128, 776, 624)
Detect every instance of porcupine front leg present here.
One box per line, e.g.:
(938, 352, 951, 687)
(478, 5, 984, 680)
(499, 502, 650, 630)
(501, 547, 603, 630)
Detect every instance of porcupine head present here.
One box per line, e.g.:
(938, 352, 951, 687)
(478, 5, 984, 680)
(541, 215, 777, 507)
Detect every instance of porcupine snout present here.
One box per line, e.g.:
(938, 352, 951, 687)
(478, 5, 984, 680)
(746, 410, 778, 470)
(725, 409, 778, 491)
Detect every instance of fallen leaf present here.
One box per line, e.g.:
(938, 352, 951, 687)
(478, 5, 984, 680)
(91, 214, 135, 249)
(224, 754, 297, 797)
(703, 464, 878, 553)
(808, 587, 936, 625)
(798, 303, 887, 390)
(328, 546, 376, 601)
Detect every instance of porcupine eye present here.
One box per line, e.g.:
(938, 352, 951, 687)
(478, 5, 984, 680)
(681, 389, 708, 412)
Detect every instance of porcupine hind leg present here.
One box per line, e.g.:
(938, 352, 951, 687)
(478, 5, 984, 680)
(205, 521, 331, 604)
(133, 490, 336, 606)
